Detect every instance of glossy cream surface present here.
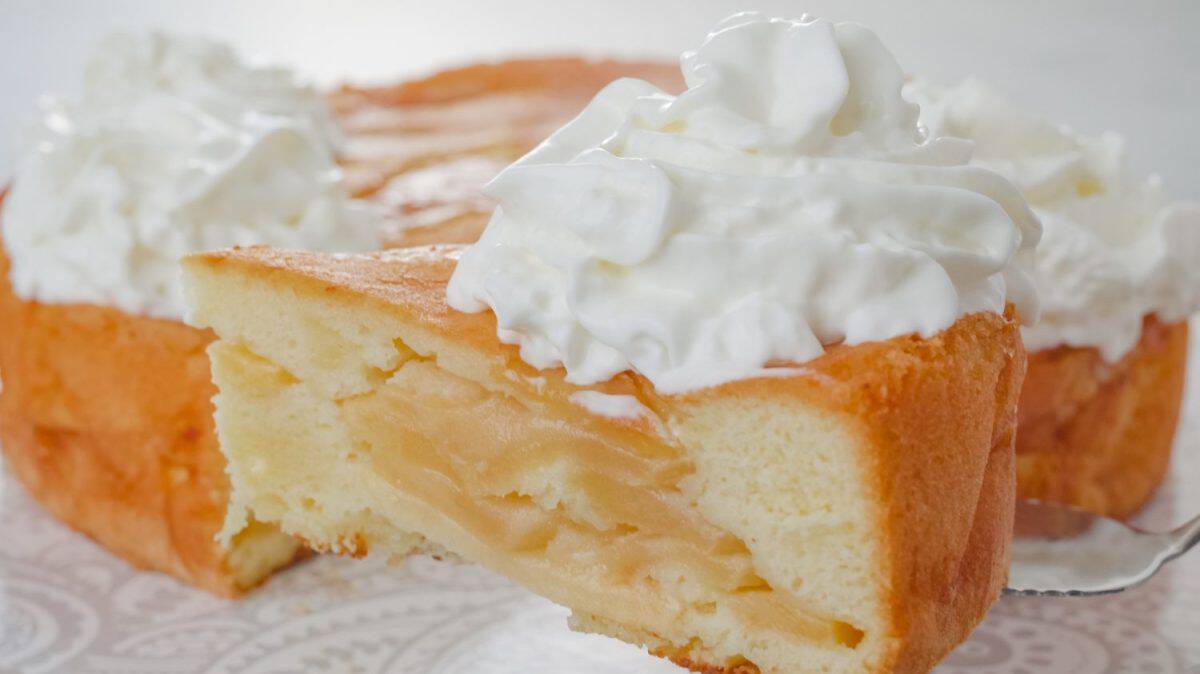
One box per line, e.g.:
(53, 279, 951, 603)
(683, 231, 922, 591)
(448, 12, 1040, 393)
(908, 78, 1200, 360)
(2, 33, 379, 319)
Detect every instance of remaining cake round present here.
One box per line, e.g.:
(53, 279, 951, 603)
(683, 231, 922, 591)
(0, 235, 298, 594)
(0, 56, 680, 596)
(1016, 316, 1188, 518)
(907, 78, 1200, 519)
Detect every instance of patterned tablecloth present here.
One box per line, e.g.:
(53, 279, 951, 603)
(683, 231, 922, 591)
(3, 334, 1199, 674)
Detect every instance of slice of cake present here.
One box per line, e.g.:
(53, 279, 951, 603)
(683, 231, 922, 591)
(0, 32, 676, 596)
(185, 14, 1041, 671)
(185, 244, 1023, 673)
(908, 79, 1200, 518)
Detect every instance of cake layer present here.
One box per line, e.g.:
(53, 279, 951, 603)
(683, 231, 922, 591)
(1017, 316, 1188, 518)
(184, 245, 1025, 673)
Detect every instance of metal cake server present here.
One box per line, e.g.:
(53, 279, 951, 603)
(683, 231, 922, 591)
(1005, 499, 1200, 597)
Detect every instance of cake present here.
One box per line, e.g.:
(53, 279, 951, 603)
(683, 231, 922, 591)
(186, 245, 1023, 674)
(184, 14, 1041, 671)
(908, 79, 1200, 518)
(0, 32, 677, 596)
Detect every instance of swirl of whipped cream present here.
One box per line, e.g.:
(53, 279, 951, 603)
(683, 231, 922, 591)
(447, 13, 1041, 393)
(908, 78, 1200, 361)
(2, 33, 380, 320)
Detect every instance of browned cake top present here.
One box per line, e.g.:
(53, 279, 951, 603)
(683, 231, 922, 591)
(332, 58, 682, 246)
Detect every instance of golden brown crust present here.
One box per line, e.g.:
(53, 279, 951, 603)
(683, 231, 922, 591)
(0, 58, 678, 595)
(870, 329, 1019, 673)
(191, 244, 1022, 671)
(1016, 316, 1187, 519)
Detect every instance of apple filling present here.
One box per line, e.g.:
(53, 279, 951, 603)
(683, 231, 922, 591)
(219, 338, 866, 655)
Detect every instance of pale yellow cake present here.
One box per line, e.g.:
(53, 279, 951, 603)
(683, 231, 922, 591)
(183, 245, 1025, 673)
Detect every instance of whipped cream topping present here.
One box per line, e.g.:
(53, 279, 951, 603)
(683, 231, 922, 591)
(447, 13, 1040, 394)
(908, 78, 1200, 361)
(2, 33, 380, 320)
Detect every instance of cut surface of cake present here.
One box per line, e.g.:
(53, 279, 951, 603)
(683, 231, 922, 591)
(186, 14, 1043, 671)
(185, 244, 1024, 673)
(909, 78, 1200, 517)
(0, 31, 675, 596)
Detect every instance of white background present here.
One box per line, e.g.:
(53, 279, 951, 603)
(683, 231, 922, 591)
(1, 0, 1198, 196)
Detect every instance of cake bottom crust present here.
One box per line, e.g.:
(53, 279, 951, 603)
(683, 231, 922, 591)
(1016, 315, 1188, 519)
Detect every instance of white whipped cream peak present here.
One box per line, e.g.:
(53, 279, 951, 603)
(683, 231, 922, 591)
(447, 13, 1040, 393)
(2, 32, 381, 320)
(908, 78, 1200, 361)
